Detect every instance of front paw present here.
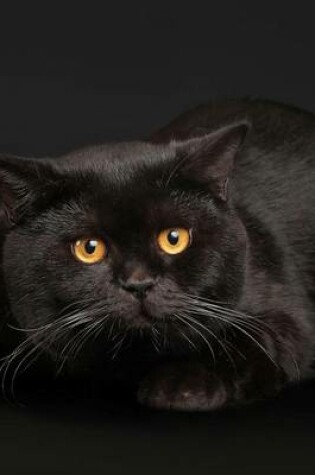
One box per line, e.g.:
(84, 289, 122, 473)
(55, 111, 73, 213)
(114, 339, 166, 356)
(137, 362, 228, 411)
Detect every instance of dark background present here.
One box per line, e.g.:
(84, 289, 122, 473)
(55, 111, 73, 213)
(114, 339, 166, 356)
(1, 2, 315, 474)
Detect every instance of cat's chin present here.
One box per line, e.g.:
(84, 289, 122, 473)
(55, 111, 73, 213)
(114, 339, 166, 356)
(122, 302, 170, 332)
(130, 303, 161, 329)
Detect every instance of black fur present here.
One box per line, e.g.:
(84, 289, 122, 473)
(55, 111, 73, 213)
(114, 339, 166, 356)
(0, 98, 314, 410)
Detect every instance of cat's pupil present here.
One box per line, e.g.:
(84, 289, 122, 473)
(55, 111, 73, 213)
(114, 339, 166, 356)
(168, 230, 179, 245)
(85, 240, 98, 254)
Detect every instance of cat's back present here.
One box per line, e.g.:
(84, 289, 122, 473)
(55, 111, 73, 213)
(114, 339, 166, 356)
(152, 97, 315, 149)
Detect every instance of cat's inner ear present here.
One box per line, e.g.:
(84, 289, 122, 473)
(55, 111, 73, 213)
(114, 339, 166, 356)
(171, 122, 249, 201)
(0, 156, 52, 230)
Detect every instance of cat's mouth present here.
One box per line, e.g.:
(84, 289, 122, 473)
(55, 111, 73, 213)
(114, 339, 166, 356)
(130, 300, 156, 327)
(140, 301, 164, 325)
(123, 298, 165, 329)
(111, 288, 180, 330)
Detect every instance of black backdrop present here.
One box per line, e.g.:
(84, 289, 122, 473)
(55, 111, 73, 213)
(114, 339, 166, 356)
(0, 2, 315, 474)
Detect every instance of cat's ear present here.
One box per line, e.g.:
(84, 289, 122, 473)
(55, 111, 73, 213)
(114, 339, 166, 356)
(171, 122, 249, 201)
(0, 155, 53, 230)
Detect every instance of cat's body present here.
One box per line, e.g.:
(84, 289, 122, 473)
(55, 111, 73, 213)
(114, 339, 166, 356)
(1, 98, 315, 410)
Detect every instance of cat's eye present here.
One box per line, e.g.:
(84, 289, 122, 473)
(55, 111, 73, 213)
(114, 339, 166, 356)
(157, 228, 191, 255)
(71, 238, 107, 264)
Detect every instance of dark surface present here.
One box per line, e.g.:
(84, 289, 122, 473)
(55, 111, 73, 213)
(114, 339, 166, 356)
(1, 2, 315, 474)
(1, 383, 315, 474)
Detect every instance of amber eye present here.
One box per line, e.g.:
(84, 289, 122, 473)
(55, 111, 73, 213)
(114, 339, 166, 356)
(157, 228, 191, 255)
(71, 238, 107, 264)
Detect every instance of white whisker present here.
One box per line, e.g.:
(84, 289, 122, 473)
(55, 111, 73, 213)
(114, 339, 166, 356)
(175, 313, 216, 363)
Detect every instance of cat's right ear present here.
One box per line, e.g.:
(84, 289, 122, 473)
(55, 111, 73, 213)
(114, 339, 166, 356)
(169, 122, 249, 201)
(0, 155, 54, 231)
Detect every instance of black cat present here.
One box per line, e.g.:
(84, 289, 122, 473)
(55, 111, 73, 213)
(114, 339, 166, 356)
(0, 98, 314, 410)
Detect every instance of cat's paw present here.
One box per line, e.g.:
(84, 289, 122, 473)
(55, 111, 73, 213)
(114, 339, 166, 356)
(137, 361, 228, 411)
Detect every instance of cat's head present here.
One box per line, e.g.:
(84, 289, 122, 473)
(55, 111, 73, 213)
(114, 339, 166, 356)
(0, 122, 249, 354)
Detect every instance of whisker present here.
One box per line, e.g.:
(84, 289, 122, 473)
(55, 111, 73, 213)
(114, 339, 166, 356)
(185, 304, 269, 338)
(175, 313, 216, 363)
(182, 294, 272, 331)
(71, 316, 109, 360)
(151, 325, 161, 353)
(111, 334, 127, 359)
(191, 307, 277, 367)
(0, 301, 111, 400)
(175, 323, 198, 352)
(178, 311, 236, 368)
(9, 343, 44, 401)
(178, 292, 279, 368)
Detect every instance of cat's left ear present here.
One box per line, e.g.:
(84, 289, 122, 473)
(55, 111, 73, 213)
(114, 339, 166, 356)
(171, 122, 250, 201)
(0, 155, 56, 230)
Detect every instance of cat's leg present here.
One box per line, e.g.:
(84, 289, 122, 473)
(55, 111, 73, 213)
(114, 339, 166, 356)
(137, 312, 312, 411)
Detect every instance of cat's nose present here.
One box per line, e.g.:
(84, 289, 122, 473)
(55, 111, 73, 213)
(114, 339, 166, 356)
(119, 275, 156, 297)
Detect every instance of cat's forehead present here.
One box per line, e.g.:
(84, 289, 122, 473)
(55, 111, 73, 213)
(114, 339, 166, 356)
(55, 141, 183, 221)
(56, 140, 214, 216)
(61, 141, 174, 175)
(51, 142, 208, 233)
